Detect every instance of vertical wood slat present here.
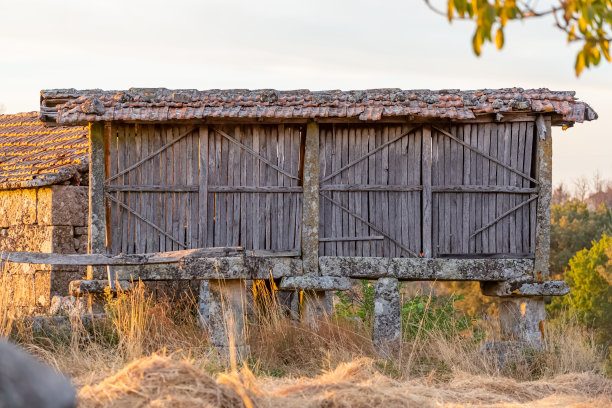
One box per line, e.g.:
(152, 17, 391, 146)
(190, 126, 199, 248)
(534, 115, 552, 278)
(88, 122, 106, 279)
(523, 121, 535, 253)
(198, 126, 209, 249)
(422, 125, 432, 258)
(516, 122, 527, 253)
(342, 127, 350, 255)
(495, 124, 505, 253)
(278, 125, 286, 251)
(118, 126, 129, 254)
(349, 127, 359, 256)
(302, 121, 320, 275)
(487, 123, 497, 253)
(432, 128, 439, 256)
(461, 124, 471, 253)
(207, 127, 216, 247)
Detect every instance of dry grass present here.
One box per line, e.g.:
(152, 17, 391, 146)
(3, 280, 610, 406)
(77, 354, 612, 408)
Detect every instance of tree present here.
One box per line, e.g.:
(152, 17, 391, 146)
(552, 182, 571, 205)
(550, 200, 612, 277)
(425, 1, 612, 76)
(550, 235, 612, 345)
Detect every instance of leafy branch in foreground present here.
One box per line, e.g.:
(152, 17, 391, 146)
(424, 0, 612, 76)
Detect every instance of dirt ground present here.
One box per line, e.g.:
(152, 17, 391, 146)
(76, 354, 612, 408)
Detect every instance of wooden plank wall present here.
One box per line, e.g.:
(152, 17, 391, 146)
(318, 124, 422, 258)
(107, 124, 303, 254)
(431, 122, 536, 256)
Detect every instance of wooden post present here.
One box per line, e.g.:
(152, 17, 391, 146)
(301, 121, 320, 275)
(88, 122, 107, 280)
(534, 115, 552, 279)
(422, 125, 432, 258)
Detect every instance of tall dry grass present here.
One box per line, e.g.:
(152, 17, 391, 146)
(4, 278, 609, 390)
(0, 264, 15, 337)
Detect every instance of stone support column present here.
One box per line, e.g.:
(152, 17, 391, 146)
(372, 277, 401, 358)
(208, 279, 249, 360)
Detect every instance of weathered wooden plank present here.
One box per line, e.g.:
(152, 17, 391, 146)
(190, 126, 199, 248)
(534, 115, 552, 278)
(367, 126, 377, 256)
(320, 236, 384, 242)
(320, 184, 422, 192)
(1, 247, 243, 265)
(449, 125, 458, 253)
(454, 125, 463, 254)
(469, 125, 478, 253)
(487, 123, 497, 253)
(509, 122, 519, 253)
(342, 126, 351, 255)
(185, 126, 194, 248)
(158, 125, 167, 252)
(287, 126, 297, 250)
(320, 256, 536, 282)
(302, 121, 320, 274)
(220, 126, 230, 246)
(232, 126, 241, 247)
(482, 123, 491, 253)
(213, 129, 222, 246)
(461, 124, 471, 253)
(154, 126, 165, 251)
(263, 126, 272, 249)
(88, 121, 107, 279)
(333, 125, 342, 255)
(106, 127, 196, 184)
(502, 123, 512, 253)
(105, 193, 186, 248)
(381, 126, 391, 256)
(211, 126, 299, 181)
(118, 125, 129, 254)
(278, 125, 286, 250)
(252, 126, 260, 249)
(387, 125, 397, 257)
(110, 125, 121, 255)
(104, 124, 113, 256)
(431, 129, 439, 256)
(475, 124, 484, 252)
(198, 126, 209, 249)
(432, 126, 538, 185)
(129, 125, 139, 254)
(523, 121, 535, 254)
(241, 126, 249, 249)
(495, 124, 505, 253)
(443, 125, 451, 254)
(399, 125, 409, 257)
(516, 122, 527, 253)
(226, 126, 236, 246)
(320, 125, 419, 183)
(348, 126, 359, 256)
(166, 126, 175, 250)
(320, 193, 418, 257)
(470, 195, 538, 239)
(269, 126, 278, 249)
(422, 126, 432, 257)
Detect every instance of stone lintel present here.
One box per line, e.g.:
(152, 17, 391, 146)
(114, 256, 302, 280)
(481, 280, 570, 297)
(69, 279, 131, 296)
(279, 275, 350, 291)
(319, 256, 535, 281)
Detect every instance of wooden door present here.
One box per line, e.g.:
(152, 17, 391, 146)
(318, 124, 423, 258)
(104, 124, 303, 254)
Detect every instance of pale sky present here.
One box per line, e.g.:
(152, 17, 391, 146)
(1, 0, 610, 187)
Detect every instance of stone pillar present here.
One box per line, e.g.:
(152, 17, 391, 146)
(197, 280, 209, 327)
(498, 297, 546, 347)
(372, 277, 401, 358)
(208, 279, 249, 360)
(277, 289, 300, 319)
(301, 290, 328, 327)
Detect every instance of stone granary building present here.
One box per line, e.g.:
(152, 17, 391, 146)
(0, 112, 89, 313)
(3, 87, 598, 355)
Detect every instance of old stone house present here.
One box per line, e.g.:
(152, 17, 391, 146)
(0, 112, 89, 313)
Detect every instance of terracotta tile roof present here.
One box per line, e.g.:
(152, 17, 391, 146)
(40, 87, 597, 126)
(0, 112, 88, 189)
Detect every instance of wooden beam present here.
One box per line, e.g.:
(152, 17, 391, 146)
(422, 125, 432, 258)
(431, 185, 538, 194)
(198, 125, 209, 248)
(88, 122, 107, 279)
(0, 247, 243, 266)
(320, 184, 422, 192)
(534, 115, 552, 279)
(301, 121, 320, 274)
(319, 236, 384, 242)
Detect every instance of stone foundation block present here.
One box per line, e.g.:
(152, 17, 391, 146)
(0, 189, 37, 227)
(208, 279, 249, 357)
(37, 186, 88, 227)
(372, 277, 401, 359)
(498, 297, 546, 347)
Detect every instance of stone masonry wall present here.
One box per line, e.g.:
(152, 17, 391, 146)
(0, 186, 88, 314)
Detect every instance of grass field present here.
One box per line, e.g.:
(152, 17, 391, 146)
(2, 275, 611, 407)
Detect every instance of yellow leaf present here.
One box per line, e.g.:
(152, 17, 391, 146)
(575, 51, 586, 76)
(473, 31, 483, 56)
(578, 16, 587, 32)
(495, 27, 504, 50)
(602, 41, 611, 62)
(448, 0, 455, 22)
